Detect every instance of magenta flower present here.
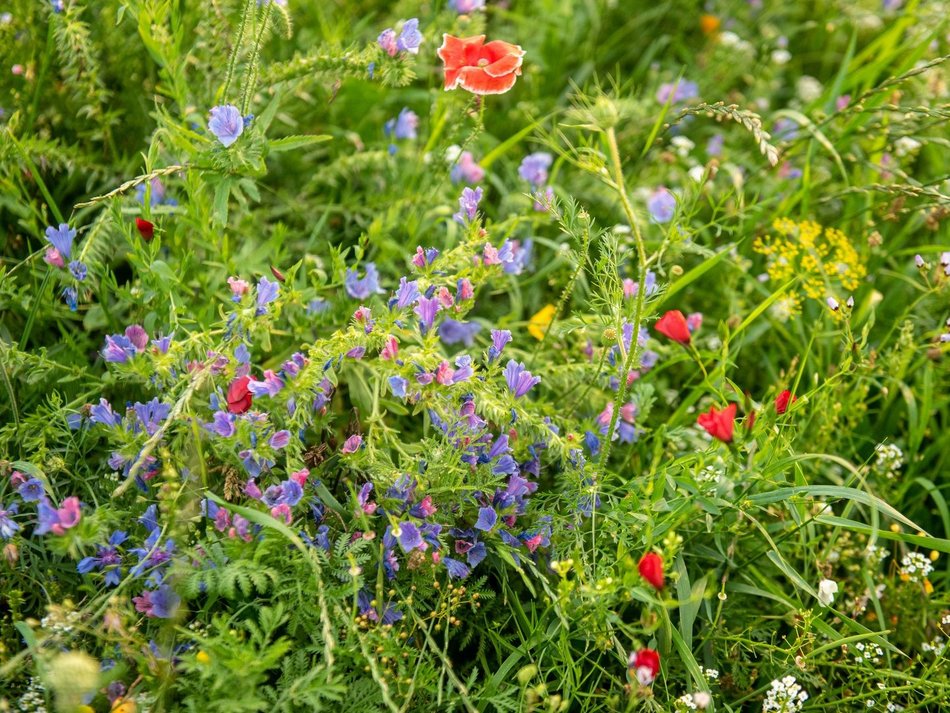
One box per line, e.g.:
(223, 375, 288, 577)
(342, 434, 363, 454)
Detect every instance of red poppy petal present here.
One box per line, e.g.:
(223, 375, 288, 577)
(444, 67, 464, 90)
(483, 52, 524, 78)
(437, 34, 485, 70)
(457, 67, 519, 95)
(482, 40, 525, 62)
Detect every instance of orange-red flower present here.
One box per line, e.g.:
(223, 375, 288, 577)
(437, 34, 525, 95)
(655, 310, 691, 344)
(697, 403, 737, 443)
(638, 552, 665, 590)
(135, 217, 154, 242)
(775, 389, 796, 414)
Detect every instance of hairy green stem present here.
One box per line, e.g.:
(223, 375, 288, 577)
(222, 0, 256, 101)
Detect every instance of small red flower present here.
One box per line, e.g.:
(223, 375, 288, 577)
(226, 375, 253, 414)
(775, 389, 796, 415)
(638, 552, 665, 590)
(628, 648, 661, 686)
(654, 310, 691, 344)
(135, 217, 154, 242)
(697, 403, 737, 443)
(437, 34, 525, 95)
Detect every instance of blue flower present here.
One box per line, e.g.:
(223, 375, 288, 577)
(384, 108, 419, 140)
(345, 263, 384, 300)
(453, 186, 483, 225)
(89, 398, 121, 427)
(475, 506, 497, 532)
(444, 557, 471, 579)
(518, 153, 553, 187)
(488, 329, 512, 362)
(397, 18, 422, 54)
(69, 260, 87, 282)
(391, 277, 419, 309)
(504, 360, 541, 398)
(0, 503, 20, 538)
(647, 187, 676, 223)
(208, 104, 244, 147)
(414, 296, 440, 334)
(394, 521, 424, 552)
(439, 319, 481, 347)
(256, 276, 280, 315)
(45, 223, 76, 258)
(17, 478, 45, 502)
(61, 287, 78, 311)
(388, 375, 408, 399)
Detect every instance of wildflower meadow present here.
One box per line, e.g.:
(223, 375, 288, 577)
(2, 0, 950, 711)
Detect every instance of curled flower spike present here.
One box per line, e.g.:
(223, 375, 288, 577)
(437, 34, 525, 95)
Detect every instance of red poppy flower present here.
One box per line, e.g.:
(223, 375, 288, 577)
(437, 34, 525, 95)
(697, 403, 737, 443)
(638, 552, 665, 590)
(654, 310, 691, 344)
(135, 217, 154, 242)
(628, 648, 661, 685)
(227, 375, 253, 414)
(775, 389, 796, 414)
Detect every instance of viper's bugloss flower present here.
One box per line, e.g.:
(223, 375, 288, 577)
(208, 104, 244, 147)
(439, 318, 481, 346)
(35, 496, 81, 536)
(449, 150, 485, 184)
(133, 584, 180, 618)
(397, 18, 422, 54)
(454, 186, 483, 225)
(655, 310, 691, 344)
(414, 296, 440, 334)
(269, 430, 291, 449)
(17, 478, 45, 502)
(488, 329, 512, 361)
(628, 648, 660, 686)
(438, 34, 525, 95)
(504, 360, 540, 398)
(443, 556, 471, 579)
(411, 246, 440, 268)
(61, 286, 78, 311)
(44, 248, 64, 268)
(450, 0, 485, 12)
(256, 276, 279, 314)
(0, 503, 21, 538)
(518, 152, 552, 188)
(638, 552, 664, 589)
(227, 375, 253, 414)
(775, 389, 796, 414)
(45, 223, 76, 258)
(342, 434, 363, 454)
(90, 398, 121, 426)
(377, 28, 398, 56)
(384, 107, 419, 140)
(248, 369, 284, 397)
(656, 79, 698, 104)
(475, 506, 497, 532)
(647, 187, 676, 223)
(345, 263, 384, 300)
(68, 260, 87, 281)
(697, 403, 737, 443)
(77, 531, 127, 587)
(391, 277, 419, 310)
(135, 217, 154, 242)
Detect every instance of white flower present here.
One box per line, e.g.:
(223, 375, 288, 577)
(797, 75, 824, 103)
(689, 165, 706, 183)
(693, 692, 712, 709)
(772, 49, 792, 65)
(894, 137, 921, 157)
(817, 578, 838, 606)
(671, 136, 695, 157)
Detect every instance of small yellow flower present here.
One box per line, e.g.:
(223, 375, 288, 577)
(112, 699, 137, 713)
(196, 650, 211, 665)
(700, 14, 720, 35)
(528, 304, 557, 340)
(924, 579, 934, 595)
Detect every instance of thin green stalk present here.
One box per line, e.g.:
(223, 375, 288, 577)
(241, 4, 272, 115)
(222, 0, 257, 101)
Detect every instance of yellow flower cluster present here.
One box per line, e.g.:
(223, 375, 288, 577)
(753, 218, 866, 305)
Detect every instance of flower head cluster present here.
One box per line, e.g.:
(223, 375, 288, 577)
(378, 18, 422, 56)
(762, 676, 808, 712)
(873, 443, 903, 479)
(899, 552, 933, 583)
(753, 219, 866, 305)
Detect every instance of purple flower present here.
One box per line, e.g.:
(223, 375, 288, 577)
(391, 277, 419, 309)
(342, 434, 363, 454)
(133, 398, 170, 435)
(439, 319, 481, 347)
(69, 260, 87, 281)
(414, 296, 440, 334)
(488, 329, 512, 362)
(378, 28, 398, 56)
(269, 429, 291, 449)
(17, 478, 44, 502)
(475, 507, 497, 532)
(345, 263, 384, 300)
(248, 369, 285, 397)
(647, 187, 676, 223)
(125, 325, 149, 351)
(35, 496, 81, 536)
(256, 276, 280, 315)
(394, 521, 424, 552)
(443, 557, 471, 579)
(90, 398, 121, 427)
(397, 18, 422, 54)
(208, 104, 244, 147)
(388, 375, 408, 398)
(450, 0, 486, 12)
(77, 531, 127, 587)
(101, 334, 136, 363)
(412, 246, 440, 268)
(518, 153, 553, 187)
(133, 584, 180, 618)
(61, 287, 78, 311)
(0, 503, 21, 538)
(210, 411, 235, 437)
(385, 108, 419, 140)
(450, 151, 485, 184)
(45, 223, 76, 259)
(504, 360, 541, 398)
(453, 186, 483, 225)
(136, 177, 170, 207)
(656, 79, 699, 104)
(707, 134, 724, 157)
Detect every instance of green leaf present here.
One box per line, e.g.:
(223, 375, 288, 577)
(268, 135, 332, 153)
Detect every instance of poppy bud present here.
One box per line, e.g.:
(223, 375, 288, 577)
(638, 552, 665, 589)
(775, 389, 796, 414)
(135, 217, 154, 242)
(270, 265, 285, 282)
(226, 375, 252, 414)
(655, 310, 691, 344)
